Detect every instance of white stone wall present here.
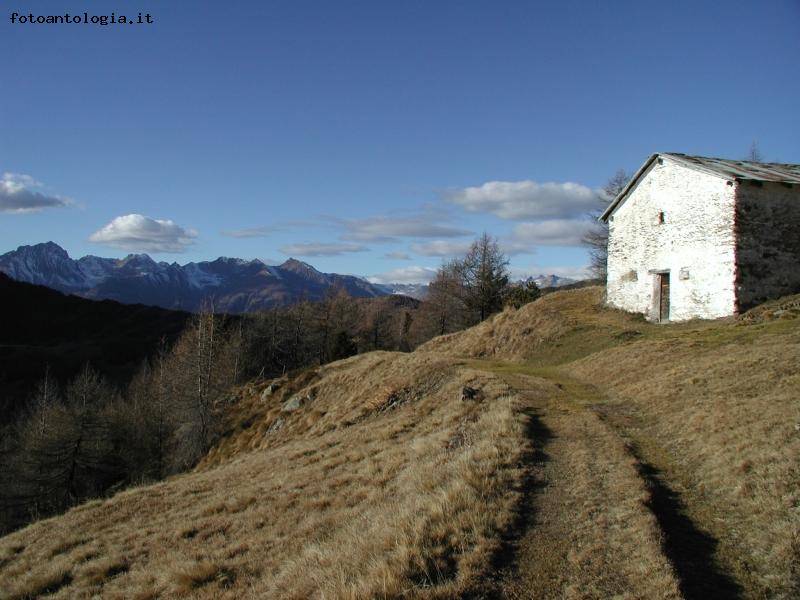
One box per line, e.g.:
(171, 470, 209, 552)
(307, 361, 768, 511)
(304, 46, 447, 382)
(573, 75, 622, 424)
(606, 158, 737, 321)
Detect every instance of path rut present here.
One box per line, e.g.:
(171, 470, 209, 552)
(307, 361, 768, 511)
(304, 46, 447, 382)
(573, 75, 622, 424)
(481, 371, 683, 599)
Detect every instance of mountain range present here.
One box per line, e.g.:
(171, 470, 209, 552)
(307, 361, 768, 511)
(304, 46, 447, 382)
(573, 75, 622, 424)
(0, 242, 580, 312)
(0, 242, 389, 313)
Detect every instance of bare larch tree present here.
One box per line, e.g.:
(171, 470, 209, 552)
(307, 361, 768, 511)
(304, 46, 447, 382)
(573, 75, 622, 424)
(583, 169, 630, 280)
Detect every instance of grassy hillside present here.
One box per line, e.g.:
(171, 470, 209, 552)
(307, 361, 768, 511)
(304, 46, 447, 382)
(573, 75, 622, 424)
(1, 286, 797, 599)
(0, 353, 526, 599)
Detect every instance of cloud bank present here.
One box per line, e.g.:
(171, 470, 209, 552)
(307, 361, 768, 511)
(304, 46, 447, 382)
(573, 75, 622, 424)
(340, 215, 471, 242)
(512, 219, 593, 247)
(410, 239, 473, 257)
(384, 251, 411, 260)
(89, 214, 197, 253)
(0, 173, 71, 213)
(368, 265, 438, 285)
(221, 219, 319, 238)
(280, 242, 368, 257)
(446, 180, 602, 220)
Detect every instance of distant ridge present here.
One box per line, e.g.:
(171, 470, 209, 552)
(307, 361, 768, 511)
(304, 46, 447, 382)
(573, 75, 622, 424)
(375, 275, 580, 301)
(0, 242, 389, 313)
(527, 274, 577, 289)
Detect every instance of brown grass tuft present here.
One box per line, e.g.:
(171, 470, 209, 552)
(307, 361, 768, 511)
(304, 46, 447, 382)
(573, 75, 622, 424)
(78, 556, 130, 585)
(47, 536, 88, 558)
(4, 560, 73, 600)
(170, 560, 229, 594)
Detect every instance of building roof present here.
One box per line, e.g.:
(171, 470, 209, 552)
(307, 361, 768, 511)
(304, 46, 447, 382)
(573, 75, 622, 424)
(601, 152, 800, 221)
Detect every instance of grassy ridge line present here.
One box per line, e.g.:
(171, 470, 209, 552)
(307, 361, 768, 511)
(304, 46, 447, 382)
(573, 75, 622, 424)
(0, 352, 530, 599)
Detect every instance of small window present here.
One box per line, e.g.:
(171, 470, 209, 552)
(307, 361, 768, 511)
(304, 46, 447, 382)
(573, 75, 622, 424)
(658, 211, 665, 224)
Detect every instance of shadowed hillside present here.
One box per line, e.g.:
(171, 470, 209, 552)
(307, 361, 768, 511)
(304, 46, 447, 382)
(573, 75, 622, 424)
(0, 273, 191, 420)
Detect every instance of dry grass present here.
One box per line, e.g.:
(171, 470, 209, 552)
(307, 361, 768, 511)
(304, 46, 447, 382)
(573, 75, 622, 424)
(419, 287, 660, 366)
(2, 560, 73, 600)
(569, 325, 800, 598)
(432, 286, 800, 599)
(492, 373, 682, 600)
(0, 352, 526, 599)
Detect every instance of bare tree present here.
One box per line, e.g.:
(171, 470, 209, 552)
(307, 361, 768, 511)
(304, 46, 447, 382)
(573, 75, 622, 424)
(120, 340, 177, 480)
(164, 306, 239, 466)
(313, 288, 355, 364)
(194, 307, 217, 446)
(287, 298, 312, 370)
(359, 299, 393, 351)
(583, 169, 630, 280)
(747, 141, 764, 163)
(411, 235, 508, 341)
(417, 259, 467, 337)
(458, 233, 509, 322)
(30, 365, 59, 436)
(15, 365, 118, 513)
(147, 343, 174, 478)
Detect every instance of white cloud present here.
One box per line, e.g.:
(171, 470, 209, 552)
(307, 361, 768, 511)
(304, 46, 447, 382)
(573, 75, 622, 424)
(280, 242, 368, 257)
(511, 219, 593, 246)
(384, 251, 411, 260)
(410, 239, 473, 257)
(339, 215, 471, 242)
(446, 180, 603, 220)
(89, 214, 197, 253)
(0, 173, 71, 213)
(368, 265, 438, 285)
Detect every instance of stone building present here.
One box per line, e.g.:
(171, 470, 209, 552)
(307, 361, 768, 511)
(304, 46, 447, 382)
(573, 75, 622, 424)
(601, 153, 800, 322)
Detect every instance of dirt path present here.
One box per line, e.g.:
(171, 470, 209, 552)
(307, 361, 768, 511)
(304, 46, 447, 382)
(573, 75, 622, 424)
(478, 371, 683, 599)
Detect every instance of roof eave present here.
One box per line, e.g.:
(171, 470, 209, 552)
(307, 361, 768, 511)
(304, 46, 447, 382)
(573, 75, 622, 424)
(600, 153, 659, 222)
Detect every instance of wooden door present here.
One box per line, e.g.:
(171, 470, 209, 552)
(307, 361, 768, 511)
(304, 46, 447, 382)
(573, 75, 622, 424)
(658, 273, 670, 322)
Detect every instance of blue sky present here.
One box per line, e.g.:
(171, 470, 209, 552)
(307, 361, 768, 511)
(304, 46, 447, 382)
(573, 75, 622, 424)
(2, 0, 798, 283)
